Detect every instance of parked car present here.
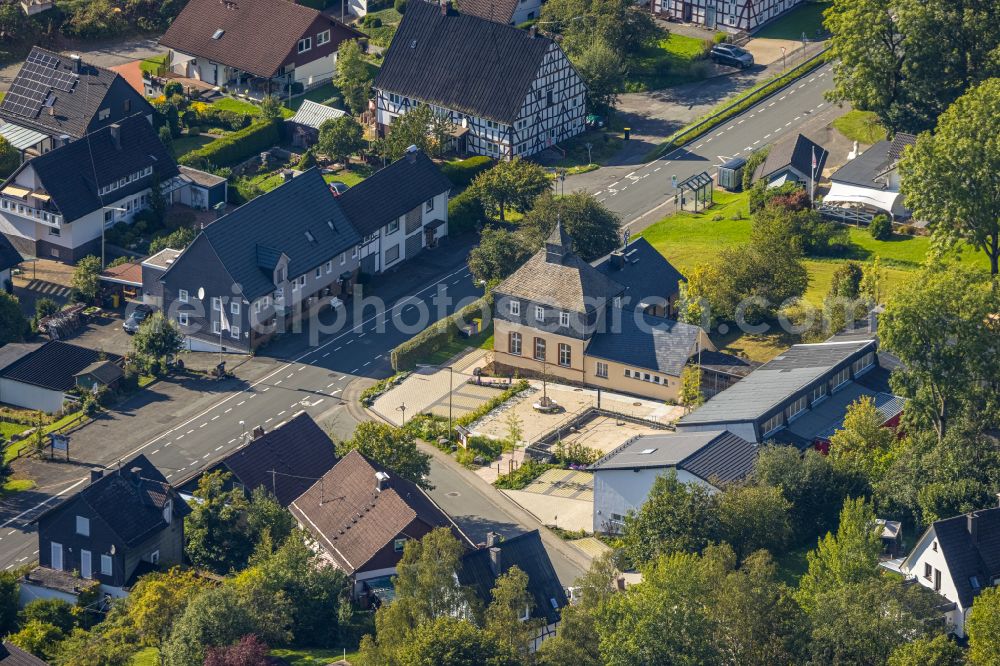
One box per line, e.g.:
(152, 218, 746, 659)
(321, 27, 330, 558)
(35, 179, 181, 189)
(123, 304, 154, 334)
(328, 181, 349, 197)
(710, 44, 754, 69)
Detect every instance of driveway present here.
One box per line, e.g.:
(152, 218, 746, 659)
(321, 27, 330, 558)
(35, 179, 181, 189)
(1, 36, 165, 92)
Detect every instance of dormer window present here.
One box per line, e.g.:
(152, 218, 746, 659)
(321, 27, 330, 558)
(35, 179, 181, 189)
(509, 300, 520, 316)
(559, 312, 569, 327)
(535, 306, 544, 322)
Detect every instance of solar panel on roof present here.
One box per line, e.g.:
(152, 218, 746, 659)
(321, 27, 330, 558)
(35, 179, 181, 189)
(1, 51, 79, 119)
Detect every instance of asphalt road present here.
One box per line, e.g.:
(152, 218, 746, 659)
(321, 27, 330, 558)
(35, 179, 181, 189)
(570, 63, 838, 231)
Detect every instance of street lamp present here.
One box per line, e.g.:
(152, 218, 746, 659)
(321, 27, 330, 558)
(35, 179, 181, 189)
(100, 206, 127, 268)
(417, 363, 453, 438)
(396, 402, 407, 425)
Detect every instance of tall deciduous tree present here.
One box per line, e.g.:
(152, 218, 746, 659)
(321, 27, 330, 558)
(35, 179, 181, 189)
(828, 395, 897, 484)
(472, 158, 550, 224)
(381, 104, 432, 162)
(968, 587, 1000, 666)
(888, 634, 964, 666)
(336, 421, 432, 489)
(316, 115, 364, 164)
(572, 39, 624, 114)
(467, 227, 534, 286)
(0, 292, 29, 346)
(878, 266, 1000, 440)
(72, 254, 102, 301)
(536, 553, 617, 666)
(0, 136, 19, 180)
(484, 566, 537, 662)
(184, 470, 253, 574)
(397, 616, 503, 665)
(716, 484, 792, 561)
(900, 79, 1000, 275)
(521, 191, 621, 261)
(679, 364, 704, 411)
(131, 311, 183, 366)
(335, 39, 372, 114)
(540, 0, 659, 61)
(126, 567, 206, 654)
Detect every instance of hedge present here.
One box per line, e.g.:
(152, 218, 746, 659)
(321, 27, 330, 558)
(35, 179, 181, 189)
(390, 294, 493, 371)
(179, 118, 284, 169)
(455, 380, 530, 428)
(448, 189, 485, 235)
(441, 156, 493, 190)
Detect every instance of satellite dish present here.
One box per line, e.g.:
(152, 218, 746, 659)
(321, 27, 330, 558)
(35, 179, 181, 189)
(197, 287, 205, 301)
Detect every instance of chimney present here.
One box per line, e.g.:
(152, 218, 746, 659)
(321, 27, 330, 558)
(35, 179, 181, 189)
(405, 144, 418, 163)
(439, 0, 449, 15)
(69, 53, 81, 73)
(488, 546, 501, 575)
(129, 466, 143, 485)
(251, 425, 265, 439)
(968, 512, 979, 544)
(109, 123, 121, 150)
(485, 531, 500, 548)
(89, 468, 104, 484)
(529, 25, 537, 38)
(48, 107, 55, 117)
(615, 575, 626, 592)
(214, 201, 227, 220)
(281, 169, 294, 183)
(375, 470, 390, 492)
(609, 251, 625, 270)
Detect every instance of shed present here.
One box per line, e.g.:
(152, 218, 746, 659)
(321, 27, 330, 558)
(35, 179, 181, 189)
(74, 360, 124, 392)
(286, 100, 348, 148)
(753, 133, 827, 189)
(99, 261, 143, 306)
(176, 166, 227, 210)
(0, 341, 123, 413)
(717, 156, 746, 192)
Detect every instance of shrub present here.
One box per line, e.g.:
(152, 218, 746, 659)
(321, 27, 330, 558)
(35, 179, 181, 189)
(897, 224, 918, 236)
(297, 148, 317, 170)
(869, 214, 892, 240)
(395, 0, 407, 12)
(447, 189, 485, 235)
(713, 31, 728, 44)
(454, 381, 530, 429)
(743, 146, 770, 191)
(149, 227, 196, 254)
(468, 435, 503, 460)
(179, 119, 284, 169)
(552, 441, 601, 466)
(494, 458, 555, 490)
(163, 81, 183, 98)
(359, 372, 409, 406)
(390, 295, 493, 371)
(440, 155, 492, 190)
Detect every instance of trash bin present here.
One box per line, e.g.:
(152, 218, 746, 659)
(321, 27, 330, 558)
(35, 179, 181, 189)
(111, 293, 120, 309)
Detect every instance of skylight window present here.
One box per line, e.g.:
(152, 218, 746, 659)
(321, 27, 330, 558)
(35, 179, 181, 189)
(304, 231, 315, 242)
(212, 29, 225, 39)
(640, 448, 657, 455)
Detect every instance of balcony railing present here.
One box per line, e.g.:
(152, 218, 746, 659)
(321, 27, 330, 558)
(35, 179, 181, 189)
(0, 196, 63, 226)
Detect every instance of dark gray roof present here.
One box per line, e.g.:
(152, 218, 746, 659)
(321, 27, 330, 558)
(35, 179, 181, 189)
(0, 47, 152, 139)
(786, 382, 904, 443)
(757, 133, 827, 181)
(496, 225, 623, 313)
(0, 341, 123, 392)
(168, 168, 361, 301)
(216, 413, 337, 507)
(36, 454, 190, 548)
(887, 132, 917, 164)
(73, 360, 124, 385)
(586, 310, 702, 377)
(924, 507, 1000, 608)
(829, 139, 892, 188)
(4, 113, 178, 222)
(0, 342, 43, 373)
(337, 149, 452, 237)
(458, 530, 568, 625)
(589, 430, 756, 485)
(456, 0, 520, 22)
(0, 234, 23, 273)
(374, 0, 553, 123)
(678, 340, 877, 426)
(591, 237, 685, 308)
(0, 641, 48, 666)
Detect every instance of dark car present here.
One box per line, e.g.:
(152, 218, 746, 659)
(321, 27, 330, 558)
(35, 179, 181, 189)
(710, 44, 754, 69)
(328, 181, 349, 197)
(123, 304, 154, 334)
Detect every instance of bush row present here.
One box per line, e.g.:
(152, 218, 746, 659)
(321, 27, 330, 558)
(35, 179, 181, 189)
(440, 156, 492, 190)
(390, 294, 493, 371)
(454, 380, 530, 429)
(493, 458, 555, 490)
(179, 119, 284, 170)
(447, 189, 485, 235)
(359, 372, 409, 406)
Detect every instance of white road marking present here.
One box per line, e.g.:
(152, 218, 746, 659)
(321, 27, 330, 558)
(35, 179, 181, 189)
(275, 380, 282, 385)
(332, 389, 341, 395)
(345, 339, 353, 345)
(653, 167, 662, 172)
(625, 171, 636, 178)
(363, 361, 371, 367)
(737, 119, 745, 124)
(228, 439, 236, 444)
(215, 445, 223, 451)
(375, 354, 383, 359)
(764, 134, 771, 139)
(211, 415, 219, 421)
(260, 387, 269, 392)
(202, 453, 210, 459)
(199, 423, 207, 428)
(287, 373, 294, 379)
(715, 131, 724, 137)
(265, 418, 273, 424)
(328, 383, 337, 388)
(340, 376, 348, 381)
(237, 400, 246, 406)
(768, 102, 776, 107)
(753, 140, 760, 145)
(224, 408, 232, 414)
(695, 143, 704, 149)
(186, 429, 194, 434)
(151, 449, 159, 455)
(277, 410, 286, 416)
(334, 347, 342, 352)
(176, 435, 184, 440)
(322, 352, 330, 358)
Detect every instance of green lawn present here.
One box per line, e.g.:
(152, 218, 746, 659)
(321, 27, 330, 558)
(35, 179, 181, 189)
(269, 647, 360, 665)
(171, 133, 214, 160)
(549, 130, 623, 169)
(774, 544, 812, 586)
(212, 97, 264, 115)
(2, 479, 35, 494)
(287, 82, 344, 111)
(627, 33, 712, 91)
(139, 54, 168, 76)
(323, 166, 372, 187)
(754, 1, 832, 40)
(130, 648, 158, 666)
(420, 323, 493, 367)
(832, 109, 887, 145)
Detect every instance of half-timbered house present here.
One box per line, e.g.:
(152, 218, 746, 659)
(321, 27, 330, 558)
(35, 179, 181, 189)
(652, 0, 808, 33)
(374, 0, 586, 160)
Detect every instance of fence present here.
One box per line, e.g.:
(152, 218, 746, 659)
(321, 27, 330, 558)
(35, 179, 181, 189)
(524, 406, 673, 462)
(817, 203, 876, 226)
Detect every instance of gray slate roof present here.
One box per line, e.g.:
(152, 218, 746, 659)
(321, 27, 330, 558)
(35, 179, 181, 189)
(496, 224, 623, 313)
(3, 113, 178, 222)
(678, 340, 876, 426)
(458, 530, 568, 625)
(0, 341, 123, 392)
(591, 237, 685, 308)
(169, 168, 361, 301)
(73, 360, 125, 385)
(337, 149, 452, 237)
(456, 0, 521, 23)
(787, 382, 904, 443)
(374, 0, 553, 123)
(586, 310, 702, 377)
(830, 139, 892, 187)
(589, 430, 756, 485)
(0, 234, 23, 273)
(287, 99, 347, 130)
(756, 132, 827, 181)
(922, 507, 1000, 608)
(0, 641, 48, 666)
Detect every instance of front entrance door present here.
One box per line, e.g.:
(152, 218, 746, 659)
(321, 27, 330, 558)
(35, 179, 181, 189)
(80, 549, 92, 579)
(683, 2, 693, 21)
(51, 542, 63, 570)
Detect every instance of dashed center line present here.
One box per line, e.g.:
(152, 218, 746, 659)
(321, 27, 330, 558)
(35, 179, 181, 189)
(151, 449, 159, 455)
(215, 445, 223, 451)
(211, 415, 219, 421)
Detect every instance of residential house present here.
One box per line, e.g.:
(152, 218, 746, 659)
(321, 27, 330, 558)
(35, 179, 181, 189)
(168, 166, 229, 212)
(589, 430, 757, 534)
(159, 0, 364, 97)
(0, 341, 123, 413)
(753, 132, 827, 189)
(24, 455, 190, 603)
(0, 641, 48, 666)
(160, 168, 362, 353)
(179, 413, 338, 507)
(899, 504, 1000, 637)
(492, 223, 715, 402)
(820, 133, 917, 223)
(140, 248, 182, 309)
(337, 147, 452, 275)
(0, 47, 153, 160)
(456, 0, 543, 25)
(289, 450, 471, 597)
(458, 531, 569, 651)
(591, 236, 685, 319)
(675, 339, 904, 447)
(286, 100, 347, 149)
(0, 234, 23, 290)
(0, 114, 178, 263)
(652, 0, 809, 33)
(374, 1, 586, 159)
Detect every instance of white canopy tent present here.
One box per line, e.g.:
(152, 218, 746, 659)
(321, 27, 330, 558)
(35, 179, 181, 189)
(823, 182, 906, 217)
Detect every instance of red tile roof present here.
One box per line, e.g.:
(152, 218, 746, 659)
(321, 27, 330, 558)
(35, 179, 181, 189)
(100, 261, 143, 286)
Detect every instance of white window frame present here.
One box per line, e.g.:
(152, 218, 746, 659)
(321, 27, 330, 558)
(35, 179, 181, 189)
(558, 343, 571, 367)
(387, 219, 400, 234)
(212, 320, 221, 334)
(509, 331, 522, 356)
(316, 29, 331, 46)
(394, 537, 407, 552)
(830, 366, 851, 391)
(212, 296, 221, 311)
(596, 362, 608, 378)
(76, 516, 90, 536)
(298, 37, 312, 53)
(340, 253, 346, 266)
(178, 312, 189, 326)
(101, 554, 113, 576)
(535, 306, 545, 322)
(425, 198, 434, 213)
(316, 267, 322, 279)
(559, 312, 570, 327)
(761, 413, 784, 436)
(509, 300, 520, 316)
(786, 395, 808, 421)
(230, 302, 240, 315)
(811, 383, 827, 404)
(327, 260, 334, 273)
(230, 326, 241, 339)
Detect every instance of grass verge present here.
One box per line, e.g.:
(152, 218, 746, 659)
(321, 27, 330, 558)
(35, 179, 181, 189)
(753, 1, 832, 40)
(626, 33, 713, 91)
(270, 647, 361, 665)
(832, 109, 887, 145)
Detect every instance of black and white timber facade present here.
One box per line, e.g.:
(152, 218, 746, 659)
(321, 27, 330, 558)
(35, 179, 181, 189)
(652, 0, 807, 33)
(374, 1, 586, 160)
